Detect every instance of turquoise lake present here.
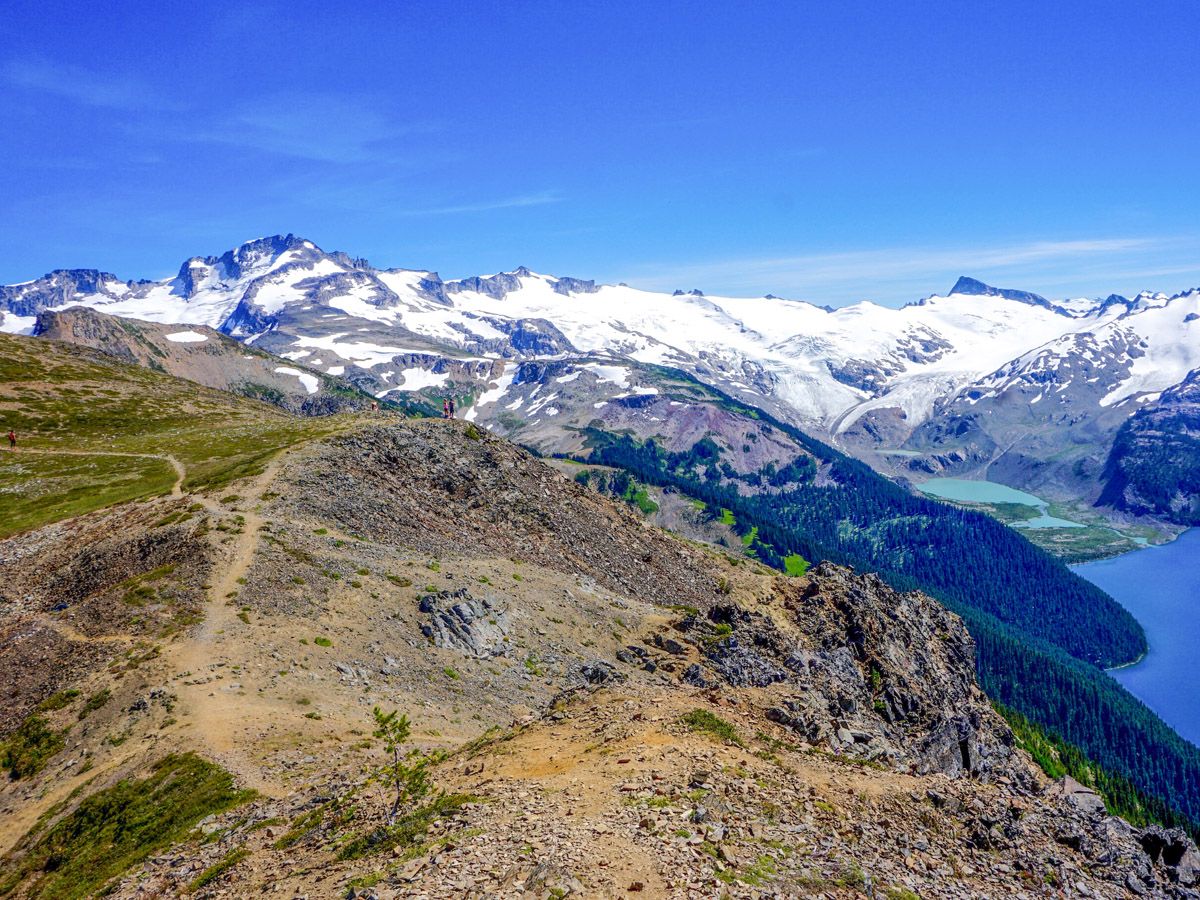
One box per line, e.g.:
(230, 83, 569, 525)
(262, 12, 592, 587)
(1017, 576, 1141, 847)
(1073, 529, 1200, 746)
(917, 478, 1083, 528)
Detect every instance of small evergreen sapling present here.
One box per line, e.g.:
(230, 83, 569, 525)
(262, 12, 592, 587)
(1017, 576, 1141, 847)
(371, 707, 435, 825)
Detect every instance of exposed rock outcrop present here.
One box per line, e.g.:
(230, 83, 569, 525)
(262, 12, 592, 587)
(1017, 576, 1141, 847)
(281, 422, 724, 611)
(418, 588, 509, 658)
(1099, 368, 1200, 524)
(34, 306, 371, 415)
(670, 563, 1018, 780)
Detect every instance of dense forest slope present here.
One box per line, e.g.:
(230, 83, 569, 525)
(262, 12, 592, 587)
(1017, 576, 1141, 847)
(589, 430, 1143, 666)
(575, 376, 1200, 834)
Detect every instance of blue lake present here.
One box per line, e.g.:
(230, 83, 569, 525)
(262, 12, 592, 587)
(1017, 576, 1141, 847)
(918, 477, 1083, 528)
(1073, 529, 1200, 746)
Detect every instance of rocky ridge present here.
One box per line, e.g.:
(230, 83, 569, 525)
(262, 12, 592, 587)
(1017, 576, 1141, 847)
(1098, 368, 1200, 523)
(33, 306, 372, 415)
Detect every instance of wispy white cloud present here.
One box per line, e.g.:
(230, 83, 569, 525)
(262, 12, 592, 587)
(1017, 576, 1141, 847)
(624, 236, 1200, 306)
(250, 170, 558, 220)
(397, 192, 564, 216)
(7, 64, 441, 166)
(633, 238, 1155, 289)
(5, 58, 475, 176)
(3, 57, 178, 111)
(192, 93, 437, 163)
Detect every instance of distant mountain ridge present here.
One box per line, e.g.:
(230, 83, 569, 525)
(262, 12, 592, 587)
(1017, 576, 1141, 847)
(4, 234, 1199, 519)
(33, 305, 372, 416)
(944, 275, 1055, 309)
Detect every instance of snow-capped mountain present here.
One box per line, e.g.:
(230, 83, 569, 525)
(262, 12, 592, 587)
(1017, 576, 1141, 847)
(4, 234, 1198, 511)
(887, 286, 1200, 500)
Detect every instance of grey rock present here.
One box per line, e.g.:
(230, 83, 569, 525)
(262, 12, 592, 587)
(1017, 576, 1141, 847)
(651, 633, 687, 656)
(704, 635, 789, 687)
(1125, 873, 1147, 895)
(418, 588, 509, 658)
(616, 647, 644, 665)
(1057, 776, 1106, 815)
(578, 660, 624, 686)
(680, 663, 712, 688)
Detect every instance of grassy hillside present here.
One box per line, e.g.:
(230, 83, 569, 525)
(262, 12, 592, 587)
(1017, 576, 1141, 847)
(0, 333, 357, 537)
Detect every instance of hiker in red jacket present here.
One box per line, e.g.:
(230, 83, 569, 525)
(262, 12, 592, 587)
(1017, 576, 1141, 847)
(7, 430, 14, 450)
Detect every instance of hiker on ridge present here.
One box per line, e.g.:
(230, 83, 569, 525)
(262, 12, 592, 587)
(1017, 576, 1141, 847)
(7, 430, 14, 450)
(442, 399, 451, 419)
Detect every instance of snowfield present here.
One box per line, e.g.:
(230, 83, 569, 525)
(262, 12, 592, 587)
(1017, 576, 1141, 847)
(0, 314, 37, 335)
(375, 367, 450, 396)
(6, 234, 1199, 440)
(274, 366, 319, 394)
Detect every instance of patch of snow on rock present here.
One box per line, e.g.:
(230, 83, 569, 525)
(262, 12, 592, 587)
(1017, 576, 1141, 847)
(466, 364, 518, 422)
(164, 330, 208, 343)
(274, 366, 319, 394)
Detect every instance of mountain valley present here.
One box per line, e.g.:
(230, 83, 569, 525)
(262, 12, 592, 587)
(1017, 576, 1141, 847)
(4, 241, 1200, 898)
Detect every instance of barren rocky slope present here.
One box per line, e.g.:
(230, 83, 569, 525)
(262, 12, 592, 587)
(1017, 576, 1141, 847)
(34, 306, 372, 416)
(1, 420, 1197, 898)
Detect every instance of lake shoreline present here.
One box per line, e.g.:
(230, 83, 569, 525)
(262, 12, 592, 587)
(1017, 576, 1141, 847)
(1073, 528, 1200, 747)
(1081, 524, 1185, 563)
(1106, 648, 1149, 672)
(914, 476, 1178, 563)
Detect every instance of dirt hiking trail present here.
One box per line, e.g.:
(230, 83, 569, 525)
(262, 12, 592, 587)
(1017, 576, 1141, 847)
(166, 452, 292, 795)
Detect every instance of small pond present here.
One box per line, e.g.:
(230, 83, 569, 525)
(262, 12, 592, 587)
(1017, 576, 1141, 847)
(917, 478, 1083, 529)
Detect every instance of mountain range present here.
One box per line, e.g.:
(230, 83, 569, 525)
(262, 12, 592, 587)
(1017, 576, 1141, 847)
(4, 233, 1199, 523)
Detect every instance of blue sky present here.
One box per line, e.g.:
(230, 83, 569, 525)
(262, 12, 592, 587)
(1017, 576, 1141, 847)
(2, 0, 1199, 306)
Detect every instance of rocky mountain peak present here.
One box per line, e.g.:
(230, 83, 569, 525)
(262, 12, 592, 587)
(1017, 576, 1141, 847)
(237, 232, 315, 257)
(172, 235, 329, 298)
(443, 266, 598, 302)
(0, 268, 124, 317)
(1099, 292, 1133, 314)
(218, 233, 323, 280)
(949, 276, 1056, 310)
(174, 256, 221, 297)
